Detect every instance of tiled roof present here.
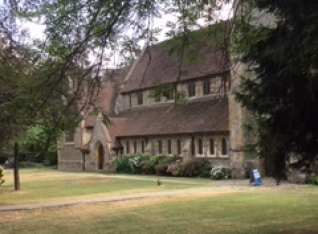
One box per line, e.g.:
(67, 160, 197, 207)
(121, 40, 229, 93)
(115, 98, 229, 137)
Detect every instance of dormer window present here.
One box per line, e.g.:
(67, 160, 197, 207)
(137, 92, 143, 105)
(188, 83, 196, 97)
(203, 80, 210, 95)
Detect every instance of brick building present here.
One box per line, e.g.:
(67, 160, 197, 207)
(57, 24, 258, 178)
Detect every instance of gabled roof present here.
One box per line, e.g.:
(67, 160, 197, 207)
(122, 23, 230, 93)
(115, 98, 229, 137)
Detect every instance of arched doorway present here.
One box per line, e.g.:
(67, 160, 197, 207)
(97, 144, 104, 170)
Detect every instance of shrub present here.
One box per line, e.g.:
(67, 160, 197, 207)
(154, 163, 169, 176)
(306, 175, 318, 185)
(111, 156, 132, 173)
(128, 155, 149, 174)
(140, 159, 154, 174)
(167, 160, 182, 176)
(180, 158, 211, 177)
(211, 166, 231, 180)
(0, 166, 5, 186)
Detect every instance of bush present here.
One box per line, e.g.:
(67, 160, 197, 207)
(111, 156, 131, 173)
(128, 155, 149, 174)
(154, 163, 169, 176)
(211, 166, 231, 180)
(180, 158, 211, 177)
(306, 175, 318, 185)
(167, 160, 182, 176)
(0, 166, 5, 186)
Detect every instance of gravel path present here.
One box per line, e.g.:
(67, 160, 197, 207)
(0, 177, 299, 212)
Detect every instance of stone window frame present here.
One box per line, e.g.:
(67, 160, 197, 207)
(209, 137, 216, 157)
(158, 139, 163, 154)
(167, 139, 172, 155)
(221, 136, 228, 157)
(197, 138, 204, 156)
(188, 82, 196, 98)
(137, 92, 143, 105)
(203, 80, 211, 95)
(177, 139, 182, 156)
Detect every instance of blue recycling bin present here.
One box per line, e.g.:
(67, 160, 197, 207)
(251, 169, 262, 186)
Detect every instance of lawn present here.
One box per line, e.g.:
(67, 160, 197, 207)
(1, 188, 318, 234)
(1, 169, 318, 234)
(0, 168, 204, 205)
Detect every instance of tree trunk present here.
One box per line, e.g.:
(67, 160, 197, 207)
(13, 142, 20, 190)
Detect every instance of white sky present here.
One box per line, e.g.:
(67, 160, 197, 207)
(23, 2, 233, 67)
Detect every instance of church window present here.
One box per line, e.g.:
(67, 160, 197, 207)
(158, 139, 162, 154)
(203, 80, 210, 95)
(137, 92, 143, 105)
(65, 131, 74, 142)
(191, 138, 195, 156)
(188, 83, 196, 97)
(198, 138, 203, 155)
(133, 140, 137, 153)
(141, 140, 146, 153)
(126, 141, 130, 154)
(221, 137, 228, 156)
(177, 139, 182, 155)
(167, 139, 172, 154)
(209, 138, 215, 155)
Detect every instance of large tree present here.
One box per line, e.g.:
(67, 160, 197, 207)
(233, 0, 318, 178)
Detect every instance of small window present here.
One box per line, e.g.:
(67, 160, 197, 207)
(177, 139, 182, 155)
(65, 131, 74, 142)
(167, 139, 172, 154)
(191, 138, 195, 156)
(158, 140, 162, 154)
(198, 138, 203, 155)
(203, 80, 210, 95)
(126, 141, 130, 154)
(209, 138, 215, 155)
(221, 137, 227, 155)
(188, 83, 196, 97)
(133, 140, 137, 154)
(137, 92, 143, 105)
(141, 140, 146, 153)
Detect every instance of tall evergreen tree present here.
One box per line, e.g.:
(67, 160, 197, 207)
(233, 0, 318, 178)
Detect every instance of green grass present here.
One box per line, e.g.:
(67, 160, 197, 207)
(0, 168, 203, 205)
(1, 190, 318, 234)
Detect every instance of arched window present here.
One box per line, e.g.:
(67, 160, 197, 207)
(158, 139, 162, 154)
(133, 140, 137, 154)
(137, 92, 143, 105)
(126, 141, 130, 154)
(177, 139, 182, 155)
(167, 139, 172, 154)
(221, 137, 227, 155)
(203, 80, 210, 95)
(198, 138, 203, 155)
(188, 83, 196, 97)
(209, 138, 215, 155)
(141, 140, 145, 153)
